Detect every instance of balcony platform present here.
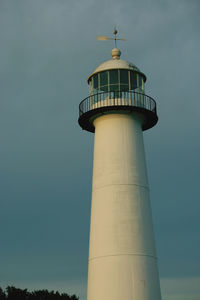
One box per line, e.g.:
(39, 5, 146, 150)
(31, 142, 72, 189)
(78, 91, 158, 132)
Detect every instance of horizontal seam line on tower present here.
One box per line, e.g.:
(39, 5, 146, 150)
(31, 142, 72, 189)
(89, 253, 157, 261)
(93, 183, 149, 191)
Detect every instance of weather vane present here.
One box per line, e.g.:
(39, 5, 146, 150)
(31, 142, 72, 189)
(97, 27, 126, 48)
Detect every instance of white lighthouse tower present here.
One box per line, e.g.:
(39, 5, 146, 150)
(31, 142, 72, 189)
(78, 30, 162, 300)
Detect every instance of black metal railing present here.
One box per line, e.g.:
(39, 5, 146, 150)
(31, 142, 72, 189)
(79, 91, 157, 117)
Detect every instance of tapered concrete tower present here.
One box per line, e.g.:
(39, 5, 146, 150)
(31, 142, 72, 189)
(78, 31, 161, 300)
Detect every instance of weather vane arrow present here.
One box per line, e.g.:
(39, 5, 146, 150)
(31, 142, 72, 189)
(97, 27, 126, 48)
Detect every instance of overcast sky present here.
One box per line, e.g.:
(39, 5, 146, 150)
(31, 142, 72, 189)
(0, 0, 199, 299)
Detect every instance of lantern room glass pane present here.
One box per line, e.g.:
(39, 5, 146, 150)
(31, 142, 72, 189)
(120, 84, 129, 91)
(109, 70, 119, 84)
(100, 85, 109, 92)
(120, 70, 128, 84)
(89, 79, 92, 94)
(138, 75, 145, 92)
(142, 78, 145, 92)
(119, 70, 129, 91)
(100, 71, 108, 87)
(99, 71, 108, 92)
(93, 74, 98, 89)
(110, 84, 119, 91)
(139, 76, 143, 88)
(130, 71, 138, 90)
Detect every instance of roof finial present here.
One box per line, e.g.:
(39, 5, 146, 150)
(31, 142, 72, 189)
(97, 27, 126, 60)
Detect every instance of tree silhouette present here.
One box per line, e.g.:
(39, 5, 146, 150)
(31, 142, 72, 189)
(0, 288, 6, 300)
(6, 287, 28, 300)
(0, 287, 79, 300)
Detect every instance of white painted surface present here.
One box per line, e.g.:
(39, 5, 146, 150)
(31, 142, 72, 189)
(87, 113, 161, 300)
(88, 59, 141, 82)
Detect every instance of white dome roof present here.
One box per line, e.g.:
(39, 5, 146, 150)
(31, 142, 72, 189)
(88, 58, 146, 82)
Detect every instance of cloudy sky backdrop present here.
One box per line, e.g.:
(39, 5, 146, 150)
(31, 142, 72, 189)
(0, 0, 199, 299)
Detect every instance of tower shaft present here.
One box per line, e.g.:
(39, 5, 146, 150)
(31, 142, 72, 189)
(87, 113, 161, 300)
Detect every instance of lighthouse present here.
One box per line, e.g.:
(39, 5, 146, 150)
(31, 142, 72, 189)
(78, 30, 162, 300)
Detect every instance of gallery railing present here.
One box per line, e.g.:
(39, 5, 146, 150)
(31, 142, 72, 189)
(79, 91, 157, 117)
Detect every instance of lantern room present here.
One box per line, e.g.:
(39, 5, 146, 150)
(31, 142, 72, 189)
(88, 48, 146, 95)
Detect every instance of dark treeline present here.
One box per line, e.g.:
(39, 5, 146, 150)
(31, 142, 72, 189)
(0, 286, 78, 300)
